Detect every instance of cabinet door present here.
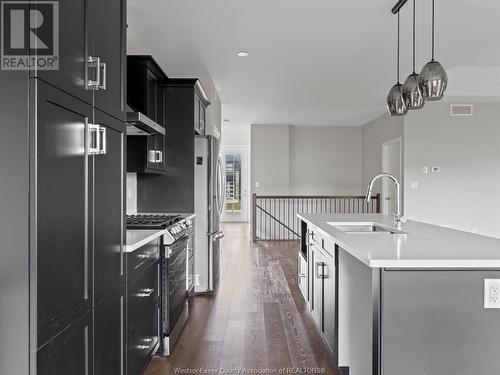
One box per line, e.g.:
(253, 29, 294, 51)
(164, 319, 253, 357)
(194, 94, 200, 134)
(312, 245, 324, 331)
(37, 310, 92, 375)
(199, 102, 206, 135)
(95, 293, 124, 375)
(36, 0, 92, 105)
(93, 110, 124, 290)
(93, 0, 126, 120)
(36, 81, 93, 345)
(146, 70, 158, 121)
(323, 251, 336, 355)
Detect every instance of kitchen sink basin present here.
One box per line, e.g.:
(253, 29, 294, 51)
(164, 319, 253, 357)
(327, 222, 406, 235)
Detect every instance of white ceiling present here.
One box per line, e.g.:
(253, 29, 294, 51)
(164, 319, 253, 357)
(127, 0, 500, 127)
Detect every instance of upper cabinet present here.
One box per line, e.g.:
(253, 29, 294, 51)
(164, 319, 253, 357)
(127, 56, 168, 174)
(193, 82, 210, 135)
(34, 0, 126, 121)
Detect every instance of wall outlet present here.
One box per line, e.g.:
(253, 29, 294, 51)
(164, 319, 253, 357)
(484, 279, 500, 308)
(194, 274, 201, 287)
(431, 166, 440, 173)
(423, 166, 429, 174)
(255, 182, 260, 188)
(410, 181, 419, 189)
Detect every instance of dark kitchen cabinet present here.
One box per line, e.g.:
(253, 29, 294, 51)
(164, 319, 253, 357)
(93, 109, 125, 290)
(36, 81, 93, 346)
(37, 310, 92, 375)
(35, 0, 92, 104)
(92, 0, 127, 120)
(2, 0, 126, 372)
(94, 291, 124, 375)
(127, 56, 167, 174)
(36, 0, 126, 121)
(126, 239, 161, 375)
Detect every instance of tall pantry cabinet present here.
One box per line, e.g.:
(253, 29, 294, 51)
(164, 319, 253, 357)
(0, 0, 127, 374)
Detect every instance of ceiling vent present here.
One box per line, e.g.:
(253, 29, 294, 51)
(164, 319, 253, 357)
(450, 104, 473, 117)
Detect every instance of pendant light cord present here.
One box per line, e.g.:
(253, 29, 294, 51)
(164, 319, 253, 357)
(412, 0, 416, 73)
(431, 0, 435, 61)
(397, 11, 400, 83)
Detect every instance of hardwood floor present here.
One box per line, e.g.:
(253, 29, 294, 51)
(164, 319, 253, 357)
(144, 223, 339, 375)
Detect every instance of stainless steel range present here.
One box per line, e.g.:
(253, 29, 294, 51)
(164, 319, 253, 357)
(126, 213, 194, 356)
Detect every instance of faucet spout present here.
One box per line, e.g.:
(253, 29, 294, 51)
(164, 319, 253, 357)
(365, 173, 405, 227)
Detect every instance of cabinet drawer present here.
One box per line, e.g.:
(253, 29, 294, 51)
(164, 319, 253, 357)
(127, 261, 160, 330)
(127, 238, 160, 277)
(127, 307, 159, 375)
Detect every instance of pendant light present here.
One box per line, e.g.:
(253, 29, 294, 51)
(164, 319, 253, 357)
(419, 0, 447, 100)
(387, 12, 407, 116)
(402, 0, 425, 110)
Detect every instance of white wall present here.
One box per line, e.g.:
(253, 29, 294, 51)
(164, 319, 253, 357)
(289, 126, 362, 195)
(251, 125, 362, 195)
(404, 103, 500, 238)
(221, 123, 250, 146)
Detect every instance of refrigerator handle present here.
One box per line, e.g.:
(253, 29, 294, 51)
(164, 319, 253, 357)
(216, 155, 225, 216)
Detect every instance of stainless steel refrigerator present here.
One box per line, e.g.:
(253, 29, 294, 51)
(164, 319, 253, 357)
(194, 135, 225, 293)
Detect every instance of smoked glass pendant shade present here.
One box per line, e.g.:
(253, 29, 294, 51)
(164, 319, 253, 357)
(387, 83, 407, 116)
(402, 73, 425, 110)
(419, 60, 447, 100)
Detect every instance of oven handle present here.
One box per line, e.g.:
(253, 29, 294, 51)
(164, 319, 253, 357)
(164, 235, 189, 259)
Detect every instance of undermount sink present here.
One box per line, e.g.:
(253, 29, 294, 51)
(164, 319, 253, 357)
(327, 222, 406, 235)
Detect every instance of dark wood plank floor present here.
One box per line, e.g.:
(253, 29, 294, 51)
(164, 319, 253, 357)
(144, 223, 339, 375)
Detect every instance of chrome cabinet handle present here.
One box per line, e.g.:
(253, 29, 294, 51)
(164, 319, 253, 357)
(316, 262, 327, 279)
(148, 150, 157, 163)
(134, 337, 155, 350)
(299, 273, 307, 278)
(98, 126, 106, 154)
(134, 288, 154, 298)
(87, 56, 101, 90)
(212, 230, 224, 241)
(88, 124, 100, 155)
(99, 61, 106, 90)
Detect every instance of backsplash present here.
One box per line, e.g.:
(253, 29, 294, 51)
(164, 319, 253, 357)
(126, 173, 137, 215)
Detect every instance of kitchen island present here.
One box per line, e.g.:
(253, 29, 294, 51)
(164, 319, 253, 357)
(297, 213, 500, 375)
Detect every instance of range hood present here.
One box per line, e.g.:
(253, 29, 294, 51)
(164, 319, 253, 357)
(126, 112, 165, 136)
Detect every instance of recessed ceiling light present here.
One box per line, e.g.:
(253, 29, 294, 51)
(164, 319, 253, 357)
(237, 51, 249, 57)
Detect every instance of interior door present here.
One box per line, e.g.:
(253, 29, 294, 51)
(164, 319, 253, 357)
(36, 81, 93, 346)
(36, 0, 92, 105)
(93, 109, 124, 290)
(92, 0, 125, 120)
(382, 138, 402, 215)
(221, 145, 250, 222)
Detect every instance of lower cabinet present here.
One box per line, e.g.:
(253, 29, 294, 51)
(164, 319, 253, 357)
(37, 310, 92, 375)
(95, 291, 124, 375)
(126, 239, 161, 375)
(305, 228, 338, 362)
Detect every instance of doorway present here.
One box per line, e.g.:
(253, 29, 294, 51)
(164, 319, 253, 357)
(221, 145, 250, 222)
(382, 137, 403, 215)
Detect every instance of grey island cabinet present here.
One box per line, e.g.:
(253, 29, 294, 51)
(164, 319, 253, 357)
(297, 213, 500, 375)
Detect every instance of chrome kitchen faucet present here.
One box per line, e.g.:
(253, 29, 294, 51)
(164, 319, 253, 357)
(366, 173, 406, 228)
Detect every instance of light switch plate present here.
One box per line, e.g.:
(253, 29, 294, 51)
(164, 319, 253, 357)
(484, 279, 500, 308)
(194, 274, 201, 287)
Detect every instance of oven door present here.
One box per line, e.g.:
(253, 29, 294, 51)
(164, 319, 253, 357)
(163, 235, 188, 336)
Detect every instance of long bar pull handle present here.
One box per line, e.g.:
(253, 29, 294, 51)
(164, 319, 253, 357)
(316, 262, 327, 279)
(99, 61, 107, 90)
(87, 56, 101, 90)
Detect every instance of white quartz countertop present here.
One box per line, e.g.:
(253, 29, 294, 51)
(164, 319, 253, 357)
(125, 229, 165, 253)
(298, 213, 500, 268)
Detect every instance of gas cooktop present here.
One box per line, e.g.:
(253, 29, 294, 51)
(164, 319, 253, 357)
(126, 214, 182, 230)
